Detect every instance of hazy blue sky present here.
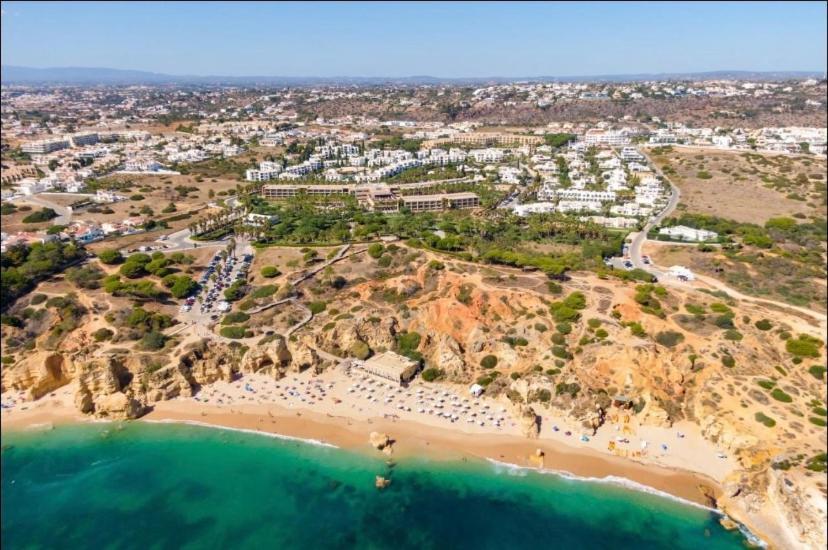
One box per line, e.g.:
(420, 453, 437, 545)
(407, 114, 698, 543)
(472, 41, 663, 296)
(1, 1, 826, 77)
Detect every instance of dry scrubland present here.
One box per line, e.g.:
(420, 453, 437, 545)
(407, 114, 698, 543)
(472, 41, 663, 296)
(653, 147, 826, 224)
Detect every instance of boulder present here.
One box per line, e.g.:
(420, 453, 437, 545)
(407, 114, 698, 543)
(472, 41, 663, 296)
(375, 475, 391, 490)
(516, 405, 540, 439)
(93, 392, 143, 419)
(287, 340, 319, 372)
(240, 336, 291, 376)
(428, 333, 468, 382)
(369, 432, 392, 450)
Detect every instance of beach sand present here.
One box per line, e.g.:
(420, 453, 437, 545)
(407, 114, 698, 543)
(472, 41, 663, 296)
(1, 368, 737, 509)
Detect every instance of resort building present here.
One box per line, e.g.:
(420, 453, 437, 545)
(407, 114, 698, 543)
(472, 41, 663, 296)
(21, 138, 70, 154)
(356, 351, 420, 385)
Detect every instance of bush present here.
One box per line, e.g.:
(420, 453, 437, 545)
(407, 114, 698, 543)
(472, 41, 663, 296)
(786, 334, 823, 358)
(809, 417, 827, 427)
(722, 355, 736, 368)
(755, 412, 776, 428)
(546, 281, 563, 294)
(251, 285, 277, 299)
(534, 323, 548, 333)
(139, 331, 166, 350)
(808, 365, 827, 380)
(309, 301, 326, 314)
(723, 329, 743, 341)
(480, 355, 498, 369)
(224, 281, 248, 301)
(222, 312, 250, 325)
(30, 294, 47, 305)
(555, 382, 580, 398)
(555, 322, 572, 335)
(130, 194, 145, 201)
(22, 208, 57, 223)
(349, 341, 371, 360)
(754, 319, 773, 331)
(367, 243, 385, 259)
(261, 266, 281, 278)
(169, 276, 198, 299)
(66, 266, 104, 289)
(551, 333, 566, 345)
(552, 346, 571, 360)
(427, 260, 445, 270)
(757, 379, 776, 390)
(770, 388, 793, 403)
(220, 326, 248, 339)
(93, 328, 114, 342)
(655, 331, 684, 348)
(421, 368, 445, 382)
(98, 249, 124, 265)
(627, 322, 646, 338)
(685, 303, 706, 315)
(119, 261, 147, 278)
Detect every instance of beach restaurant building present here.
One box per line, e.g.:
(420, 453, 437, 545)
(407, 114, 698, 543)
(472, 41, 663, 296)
(357, 351, 420, 385)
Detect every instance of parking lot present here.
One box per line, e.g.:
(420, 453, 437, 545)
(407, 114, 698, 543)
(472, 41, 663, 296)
(179, 241, 254, 327)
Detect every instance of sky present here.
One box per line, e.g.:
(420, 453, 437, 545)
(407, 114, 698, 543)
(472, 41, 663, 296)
(1, 1, 826, 77)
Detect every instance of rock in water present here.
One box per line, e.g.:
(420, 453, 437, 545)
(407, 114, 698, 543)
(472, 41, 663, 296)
(369, 431, 392, 450)
(375, 475, 391, 490)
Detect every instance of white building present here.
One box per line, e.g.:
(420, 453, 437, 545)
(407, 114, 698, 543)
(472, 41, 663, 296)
(658, 225, 718, 242)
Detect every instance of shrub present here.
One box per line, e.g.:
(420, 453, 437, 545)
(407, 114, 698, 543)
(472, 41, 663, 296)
(627, 322, 646, 338)
(546, 281, 562, 294)
(552, 346, 571, 360)
(93, 328, 114, 342)
(22, 207, 57, 223)
(367, 243, 385, 259)
(377, 255, 392, 268)
(251, 285, 278, 299)
(119, 261, 146, 278)
(224, 281, 248, 301)
(757, 379, 776, 390)
(551, 333, 566, 345)
(713, 315, 735, 329)
(480, 355, 498, 369)
(685, 303, 706, 315)
(349, 341, 371, 360)
(786, 334, 823, 358)
(168, 276, 198, 299)
(309, 301, 326, 314)
(722, 355, 736, 368)
(555, 382, 580, 398)
(723, 329, 743, 341)
(770, 388, 793, 403)
(261, 266, 281, 278)
(555, 322, 572, 335)
(808, 365, 827, 380)
(655, 331, 684, 348)
(220, 326, 247, 339)
(98, 249, 124, 265)
(595, 328, 608, 339)
(139, 331, 166, 350)
(755, 412, 776, 428)
(421, 368, 445, 382)
(30, 294, 47, 305)
(427, 260, 445, 270)
(130, 194, 145, 201)
(222, 312, 250, 325)
(503, 336, 528, 347)
(809, 417, 827, 427)
(587, 318, 601, 329)
(534, 323, 548, 333)
(549, 303, 579, 323)
(754, 319, 773, 331)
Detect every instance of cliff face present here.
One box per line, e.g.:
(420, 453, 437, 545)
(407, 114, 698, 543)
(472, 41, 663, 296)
(2, 262, 825, 548)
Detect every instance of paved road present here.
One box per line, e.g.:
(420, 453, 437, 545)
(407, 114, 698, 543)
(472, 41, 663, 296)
(628, 150, 681, 272)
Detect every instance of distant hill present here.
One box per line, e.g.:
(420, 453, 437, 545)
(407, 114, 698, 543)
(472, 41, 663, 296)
(1, 65, 823, 86)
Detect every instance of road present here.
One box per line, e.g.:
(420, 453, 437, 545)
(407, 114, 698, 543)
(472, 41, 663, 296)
(10, 193, 73, 225)
(628, 150, 682, 272)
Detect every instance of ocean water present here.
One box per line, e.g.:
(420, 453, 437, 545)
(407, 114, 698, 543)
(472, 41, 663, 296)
(1, 422, 752, 549)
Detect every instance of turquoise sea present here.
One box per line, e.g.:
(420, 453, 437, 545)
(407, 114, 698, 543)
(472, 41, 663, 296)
(2, 422, 752, 549)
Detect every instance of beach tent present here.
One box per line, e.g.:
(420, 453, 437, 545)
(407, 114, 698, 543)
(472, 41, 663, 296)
(469, 384, 484, 397)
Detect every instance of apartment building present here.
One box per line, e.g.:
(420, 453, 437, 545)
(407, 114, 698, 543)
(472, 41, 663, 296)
(22, 138, 70, 154)
(401, 192, 479, 212)
(468, 148, 505, 163)
(620, 147, 644, 162)
(260, 184, 352, 200)
(69, 132, 99, 147)
(552, 189, 616, 202)
(582, 129, 629, 146)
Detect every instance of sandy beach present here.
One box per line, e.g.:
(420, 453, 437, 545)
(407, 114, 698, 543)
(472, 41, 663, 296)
(1, 366, 739, 509)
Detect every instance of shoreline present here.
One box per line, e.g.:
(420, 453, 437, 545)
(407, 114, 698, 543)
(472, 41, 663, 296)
(1, 372, 769, 546)
(1, 397, 722, 507)
(2, 400, 768, 546)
